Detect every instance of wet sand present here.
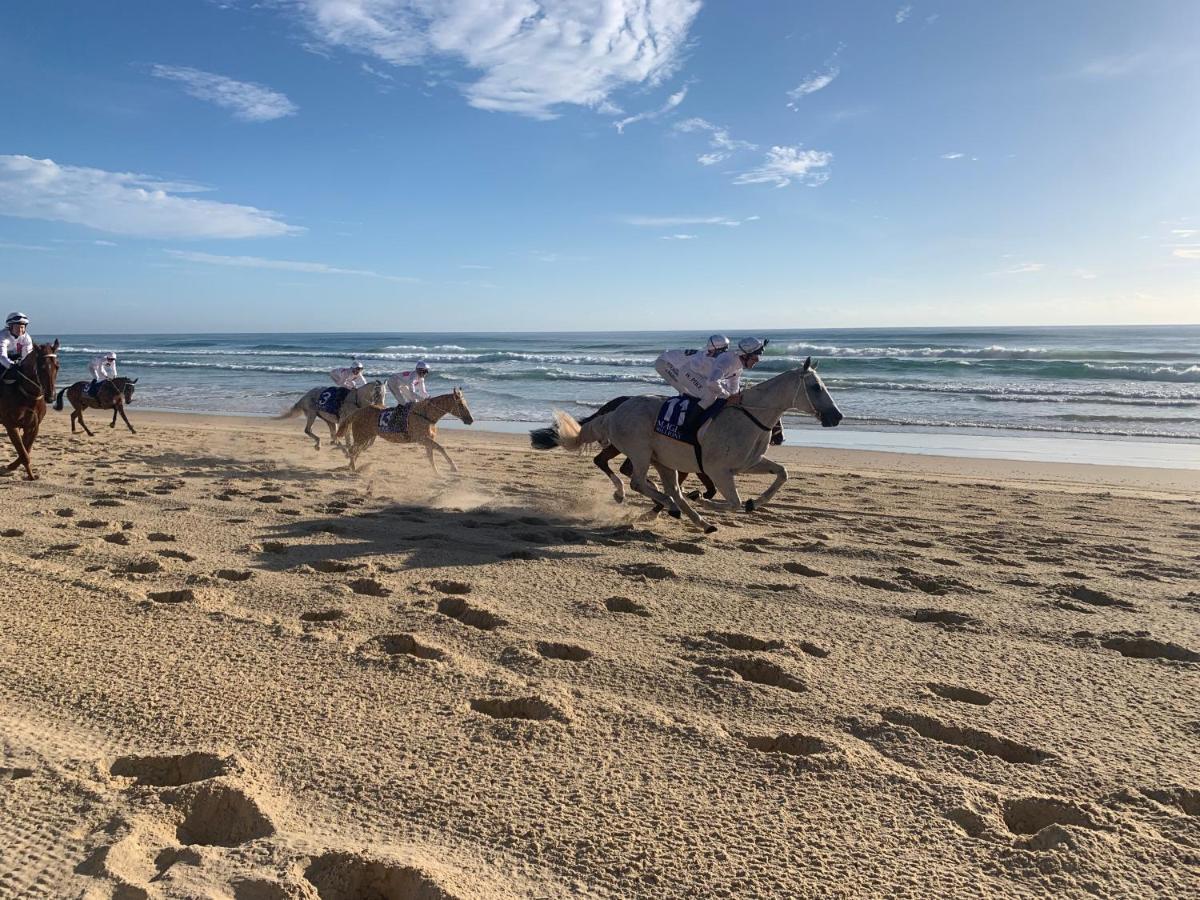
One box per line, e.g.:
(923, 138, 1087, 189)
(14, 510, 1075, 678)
(1, 411, 1197, 898)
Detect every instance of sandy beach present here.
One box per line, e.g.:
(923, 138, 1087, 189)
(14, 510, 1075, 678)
(1, 410, 1197, 899)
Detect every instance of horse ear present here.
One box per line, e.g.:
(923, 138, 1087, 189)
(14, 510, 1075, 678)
(52, 338, 60, 350)
(131, 378, 139, 384)
(812, 359, 819, 370)
(802, 356, 812, 373)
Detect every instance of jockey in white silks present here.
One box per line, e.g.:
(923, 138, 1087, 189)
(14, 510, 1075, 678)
(387, 360, 430, 405)
(0, 312, 33, 383)
(654, 335, 729, 395)
(89, 352, 118, 388)
(330, 360, 367, 390)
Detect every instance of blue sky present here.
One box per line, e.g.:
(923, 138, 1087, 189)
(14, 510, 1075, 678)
(1, 0, 1197, 332)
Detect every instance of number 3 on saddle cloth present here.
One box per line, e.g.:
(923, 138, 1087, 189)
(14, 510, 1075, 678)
(318, 387, 350, 415)
(377, 404, 412, 435)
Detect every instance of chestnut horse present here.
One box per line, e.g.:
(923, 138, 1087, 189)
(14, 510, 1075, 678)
(336, 389, 474, 474)
(0, 341, 61, 480)
(54, 377, 138, 435)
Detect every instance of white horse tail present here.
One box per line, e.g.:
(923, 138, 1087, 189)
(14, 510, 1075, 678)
(530, 410, 600, 452)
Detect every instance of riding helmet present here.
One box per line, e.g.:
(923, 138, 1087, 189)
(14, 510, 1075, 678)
(5, 312, 29, 327)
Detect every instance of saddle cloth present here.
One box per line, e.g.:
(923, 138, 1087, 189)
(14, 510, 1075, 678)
(318, 386, 348, 415)
(377, 404, 412, 434)
(654, 396, 725, 443)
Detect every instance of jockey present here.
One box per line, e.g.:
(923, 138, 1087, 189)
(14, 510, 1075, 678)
(0, 312, 33, 383)
(718, 337, 769, 405)
(330, 360, 367, 390)
(89, 352, 118, 390)
(388, 360, 430, 405)
(653, 334, 729, 392)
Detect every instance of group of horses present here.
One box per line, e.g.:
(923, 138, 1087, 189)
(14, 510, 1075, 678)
(1, 344, 843, 534)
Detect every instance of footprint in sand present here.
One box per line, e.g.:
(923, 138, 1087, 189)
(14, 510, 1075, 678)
(146, 589, 197, 604)
(300, 609, 347, 624)
(157, 549, 197, 562)
(535, 641, 593, 662)
(304, 851, 470, 900)
(103, 532, 132, 545)
(880, 708, 1052, 765)
(469, 696, 569, 723)
(1099, 633, 1200, 663)
(663, 540, 706, 556)
(347, 577, 390, 597)
(308, 560, 361, 574)
(1, 528, 24, 537)
(743, 733, 846, 770)
(906, 609, 981, 630)
(617, 563, 677, 581)
(438, 597, 506, 630)
(428, 579, 471, 595)
(704, 631, 786, 652)
(927, 683, 995, 706)
(694, 655, 807, 693)
(216, 569, 255, 582)
(604, 596, 650, 617)
(777, 561, 828, 577)
(110, 751, 234, 786)
(75, 518, 110, 530)
(360, 633, 446, 661)
(1057, 584, 1136, 610)
(119, 559, 165, 576)
(999, 796, 1101, 848)
(851, 574, 908, 593)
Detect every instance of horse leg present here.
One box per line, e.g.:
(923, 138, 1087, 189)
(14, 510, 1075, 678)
(75, 407, 95, 437)
(326, 415, 340, 449)
(625, 454, 676, 514)
(424, 441, 440, 475)
(4, 424, 34, 480)
(702, 468, 745, 512)
(740, 457, 788, 512)
(594, 446, 625, 503)
(431, 440, 459, 474)
(303, 413, 321, 451)
(115, 403, 136, 434)
(653, 462, 715, 532)
(110, 407, 118, 428)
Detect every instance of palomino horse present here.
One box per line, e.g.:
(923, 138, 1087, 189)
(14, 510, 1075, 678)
(336, 388, 474, 474)
(54, 377, 138, 435)
(277, 381, 385, 450)
(0, 341, 61, 480)
(531, 358, 841, 532)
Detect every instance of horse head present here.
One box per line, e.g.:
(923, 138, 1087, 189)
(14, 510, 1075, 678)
(364, 380, 385, 406)
(794, 359, 842, 428)
(122, 380, 136, 403)
(453, 387, 474, 425)
(35, 340, 60, 402)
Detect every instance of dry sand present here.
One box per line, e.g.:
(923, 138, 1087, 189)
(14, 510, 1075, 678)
(0, 410, 1197, 899)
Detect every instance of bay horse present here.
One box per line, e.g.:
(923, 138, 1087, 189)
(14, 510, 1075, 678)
(335, 388, 474, 474)
(531, 358, 841, 532)
(277, 381, 385, 450)
(54, 377, 138, 435)
(0, 341, 61, 480)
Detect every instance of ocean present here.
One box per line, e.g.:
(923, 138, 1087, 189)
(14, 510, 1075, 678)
(51, 326, 1200, 466)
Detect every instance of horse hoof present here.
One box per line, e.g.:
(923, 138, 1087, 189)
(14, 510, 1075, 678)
(703, 491, 717, 501)
(685, 490, 701, 501)
(704, 524, 718, 534)
(744, 499, 756, 513)
(668, 508, 682, 519)
(613, 493, 624, 504)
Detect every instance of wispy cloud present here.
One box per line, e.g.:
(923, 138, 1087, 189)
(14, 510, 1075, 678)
(165, 249, 416, 281)
(296, 0, 702, 120)
(0, 240, 51, 251)
(1073, 53, 1151, 79)
(786, 66, 839, 108)
(661, 233, 696, 240)
(674, 117, 758, 166)
(151, 65, 298, 122)
(733, 146, 833, 188)
(615, 86, 688, 133)
(989, 261, 1046, 275)
(0, 155, 299, 239)
(1173, 246, 1200, 260)
(895, 5, 913, 24)
(940, 152, 964, 160)
(458, 263, 491, 270)
(624, 214, 758, 228)
(1074, 268, 1098, 279)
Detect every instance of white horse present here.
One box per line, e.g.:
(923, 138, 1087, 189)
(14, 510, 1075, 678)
(277, 381, 385, 450)
(531, 358, 842, 532)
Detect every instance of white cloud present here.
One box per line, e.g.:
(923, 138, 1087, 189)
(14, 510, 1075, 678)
(93, 239, 118, 247)
(615, 86, 688, 133)
(0, 155, 299, 239)
(786, 66, 839, 108)
(989, 261, 1046, 275)
(895, 5, 913, 24)
(297, 0, 702, 120)
(661, 233, 696, 240)
(165, 249, 417, 280)
(623, 215, 755, 227)
(1074, 53, 1150, 79)
(940, 152, 964, 159)
(459, 263, 491, 269)
(733, 146, 833, 188)
(0, 241, 50, 251)
(1169, 228, 1198, 238)
(675, 117, 758, 165)
(151, 65, 298, 122)
(1074, 268, 1098, 279)
(1173, 246, 1200, 260)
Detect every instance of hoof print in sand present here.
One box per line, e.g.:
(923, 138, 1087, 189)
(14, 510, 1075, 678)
(778, 562, 827, 577)
(852, 575, 907, 592)
(1100, 633, 1200, 663)
(348, 577, 390, 597)
(217, 569, 255, 582)
(301, 609, 347, 624)
(171, 782, 276, 846)
(927, 683, 995, 706)
(744, 733, 845, 769)
(617, 563, 677, 581)
(147, 588, 197, 604)
(157, 549, 197, 562)
(705, 631, 785, 652)
(663, 540, 705, 556)
(438, 597, 506, 630)
(696, 656, 806, 693)
(119, 559, 165, 576)
(882, 709, 1052, 765)
(907, 609, 981, 630)
(110, 751, 233, 786)
(361, 633, 446, 661)
(535, 641, 593, 662)
(429, 579, 471, 595)
(1058, 585, 1136, 610)
(309, 560, 361, 574)
(305, 851, 464, 900)
(470, 696, 568, 723)
(147, 532, 176, 542)
(604, 596, 649, 617)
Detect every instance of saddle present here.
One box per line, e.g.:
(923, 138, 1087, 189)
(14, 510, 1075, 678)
(377, 404, 412, 435)
(318, 386, 349, 415)
(654, 396, 725, 444)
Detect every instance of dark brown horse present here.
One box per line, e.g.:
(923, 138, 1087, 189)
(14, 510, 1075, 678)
(0, 341, 60, 480)
(54, 377, 138, 435)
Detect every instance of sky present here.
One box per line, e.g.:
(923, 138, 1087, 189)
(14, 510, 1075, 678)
(1, 0, 1198, 332)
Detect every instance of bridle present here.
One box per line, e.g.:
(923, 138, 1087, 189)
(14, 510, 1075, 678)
(12, 350, 56, 401)
(735, 365, 823, 430)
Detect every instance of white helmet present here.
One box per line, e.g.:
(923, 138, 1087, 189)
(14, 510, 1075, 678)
(350, 359, 364, 371)
(415, 360, 430, 372)
(737, 337, 767, 356)
(706, 334, 730, 353)
(105, 352, 116, 361)
(6, 312, 29, 327)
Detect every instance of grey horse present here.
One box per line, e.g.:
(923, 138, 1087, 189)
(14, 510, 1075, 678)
(531, 358, 842, 532)
(277, 381, 385, 450)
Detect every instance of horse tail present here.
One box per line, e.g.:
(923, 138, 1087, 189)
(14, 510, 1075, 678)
(530, 410, 599, 452)
(54, 388, 66, 411)
(275, 399, 304, 419)
(336, 405, 371, 440)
